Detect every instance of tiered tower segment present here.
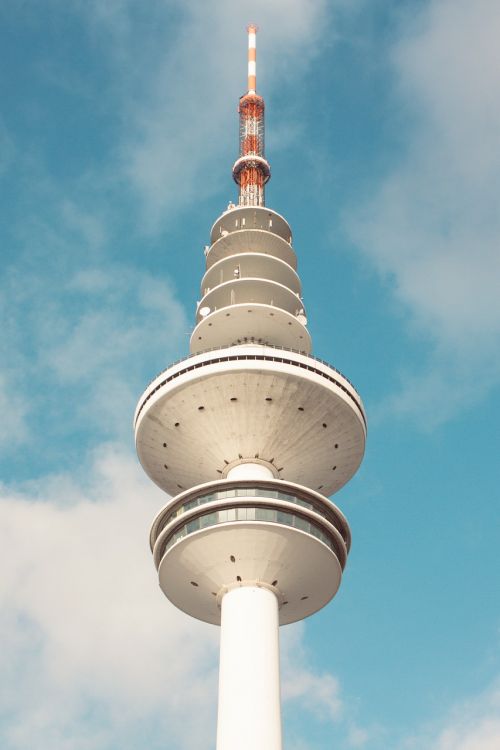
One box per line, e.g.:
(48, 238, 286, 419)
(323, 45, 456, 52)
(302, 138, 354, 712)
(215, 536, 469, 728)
(134, 26, 366, 750)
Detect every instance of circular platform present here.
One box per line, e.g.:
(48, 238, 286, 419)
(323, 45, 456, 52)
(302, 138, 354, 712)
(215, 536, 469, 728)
(210, 206, 292, 245)
(201, 253, 301, 296)
(135, 345, 366, 498)
(190, 303, 311, 354)
(149, 478, 351, 555)
(195, 280, 304, 324)
(157, 522, 343, 625)
(207, 229, 297, 270)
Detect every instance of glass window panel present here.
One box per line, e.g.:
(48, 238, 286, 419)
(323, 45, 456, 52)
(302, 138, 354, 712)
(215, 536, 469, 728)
(161, 506, 336, 558)
(294, 516, 310, 532)
(261, 508, 276, 521)
(200, 512, 217, 529)
(296, 498, 311, 509)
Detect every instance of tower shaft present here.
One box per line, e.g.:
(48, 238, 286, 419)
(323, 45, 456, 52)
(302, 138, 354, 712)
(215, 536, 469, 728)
(217, 586, 282, 750)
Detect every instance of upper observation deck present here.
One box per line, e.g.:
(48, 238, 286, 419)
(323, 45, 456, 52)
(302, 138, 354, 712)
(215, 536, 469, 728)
(192, 206, 306, 355)
(210, 206, 292, 245)
(134, 344, 366, 499)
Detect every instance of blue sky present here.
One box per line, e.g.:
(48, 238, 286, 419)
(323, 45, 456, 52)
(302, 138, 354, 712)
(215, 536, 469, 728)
(1, 1, 499, 748)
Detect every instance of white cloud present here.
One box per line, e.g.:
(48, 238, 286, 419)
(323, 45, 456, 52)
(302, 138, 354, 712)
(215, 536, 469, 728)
(0, 445, 360, 750)
(0, 445, 220, 750)
(60, 200, 108, 251)
(0, 236, 188, 448)
(281, 623, 376, 748)
(347, 0, 500, 425)
(75, 0, 338, 230)
(404, 681, 500, 750)
(282, 622, 343, 722)
(347, 724, 370, 747)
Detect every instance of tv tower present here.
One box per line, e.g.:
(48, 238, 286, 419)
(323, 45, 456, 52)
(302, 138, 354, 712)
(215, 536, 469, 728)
(134, 26, 366, 750)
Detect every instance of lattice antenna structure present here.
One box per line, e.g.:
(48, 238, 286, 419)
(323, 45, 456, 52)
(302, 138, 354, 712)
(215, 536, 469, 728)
(232, 25, 271, 207)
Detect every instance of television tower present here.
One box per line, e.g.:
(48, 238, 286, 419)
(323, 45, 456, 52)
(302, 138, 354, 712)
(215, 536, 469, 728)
(134, 26, 366, 750)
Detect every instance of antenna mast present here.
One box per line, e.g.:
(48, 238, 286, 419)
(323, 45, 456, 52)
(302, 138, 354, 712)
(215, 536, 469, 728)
(232, 25, 271, 206)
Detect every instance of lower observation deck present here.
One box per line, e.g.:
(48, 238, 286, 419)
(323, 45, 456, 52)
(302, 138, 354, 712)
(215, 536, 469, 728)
(135, 345, 366, 498)
(151, 478, 349, 625)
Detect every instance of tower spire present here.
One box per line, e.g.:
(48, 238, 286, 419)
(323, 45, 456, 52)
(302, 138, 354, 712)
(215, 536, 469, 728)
(232, 26, 271, 207)
(247, 23, 257, 93)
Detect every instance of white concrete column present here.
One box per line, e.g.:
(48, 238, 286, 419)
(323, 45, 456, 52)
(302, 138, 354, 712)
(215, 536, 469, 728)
(226, 462, 274, 480)
(216, 585, 282, 750)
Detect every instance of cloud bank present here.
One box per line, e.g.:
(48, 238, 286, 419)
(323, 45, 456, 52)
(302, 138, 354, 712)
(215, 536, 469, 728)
(348, 0, 500, 426)
(78, 0, 335, 230)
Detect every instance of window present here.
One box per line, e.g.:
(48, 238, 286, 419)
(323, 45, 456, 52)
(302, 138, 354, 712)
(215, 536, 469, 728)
(294, 516, 310, 532)
(159, 506, 340, 564)
(200, 512, 216, 529)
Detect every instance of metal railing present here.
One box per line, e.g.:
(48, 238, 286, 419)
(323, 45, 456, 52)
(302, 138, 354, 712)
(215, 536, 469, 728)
(135, 344, 366, 431)
(144, 342, 356, 391)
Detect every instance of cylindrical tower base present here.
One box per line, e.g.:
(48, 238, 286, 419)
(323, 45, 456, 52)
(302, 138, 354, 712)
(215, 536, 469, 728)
(216, 585, 282, 750)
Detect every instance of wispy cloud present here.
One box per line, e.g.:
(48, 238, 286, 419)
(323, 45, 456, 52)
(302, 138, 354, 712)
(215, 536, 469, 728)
(0, 187, 188, 475)
(121, 0, 334, 230)
(283, 646, 343, 721)
(347, 0, 500, 426)
(0, 375, 29, 448)
(0, 444, 363, 750)
(65, 0, 340, 231)
(403, 680, 500, 750)
(281, 622, 376, 748)
(0, 445, 219, 750)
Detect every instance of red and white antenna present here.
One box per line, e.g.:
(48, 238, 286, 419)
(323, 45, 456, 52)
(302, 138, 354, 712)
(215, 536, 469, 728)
(247, 24, 257, 93)
(232, 25, 271, 207)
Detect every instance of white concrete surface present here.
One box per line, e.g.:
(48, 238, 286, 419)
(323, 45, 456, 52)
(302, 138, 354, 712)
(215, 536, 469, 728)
(216, 586, 282, 750)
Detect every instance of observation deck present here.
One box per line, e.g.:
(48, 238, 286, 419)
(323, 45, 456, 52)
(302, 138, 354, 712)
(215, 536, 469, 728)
(135, 344, 366, 499)
(191, 206, 308, 354)
(150, 478, 350, 625)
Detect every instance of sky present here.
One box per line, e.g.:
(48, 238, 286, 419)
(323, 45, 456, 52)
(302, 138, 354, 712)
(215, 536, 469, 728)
(1, 0, 499, 748)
